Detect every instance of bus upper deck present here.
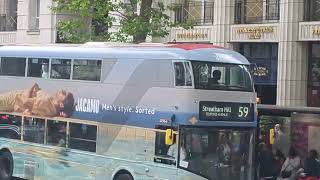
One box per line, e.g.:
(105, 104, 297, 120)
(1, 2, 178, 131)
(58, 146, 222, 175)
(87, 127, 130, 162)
(0, 43, 250, 63)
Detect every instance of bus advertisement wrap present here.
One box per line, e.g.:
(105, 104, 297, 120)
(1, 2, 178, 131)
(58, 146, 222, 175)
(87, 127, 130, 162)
(0, 82, 194, 128)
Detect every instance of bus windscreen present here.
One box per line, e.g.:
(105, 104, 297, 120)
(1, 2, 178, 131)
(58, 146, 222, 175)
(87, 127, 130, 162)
(191, 62, 253, 91)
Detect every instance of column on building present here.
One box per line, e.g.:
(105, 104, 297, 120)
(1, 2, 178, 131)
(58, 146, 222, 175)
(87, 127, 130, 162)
(277, 0, 308, 106)
(16, 0, 56, 44)
(213, 0, 235, 49)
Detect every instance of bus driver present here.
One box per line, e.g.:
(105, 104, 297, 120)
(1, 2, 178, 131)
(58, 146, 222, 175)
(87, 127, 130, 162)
(0, 83, 75, 118)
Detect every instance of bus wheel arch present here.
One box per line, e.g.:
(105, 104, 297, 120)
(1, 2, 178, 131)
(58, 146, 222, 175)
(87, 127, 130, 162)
(0, 148, 13, 180)
(113, 169, 134, 180)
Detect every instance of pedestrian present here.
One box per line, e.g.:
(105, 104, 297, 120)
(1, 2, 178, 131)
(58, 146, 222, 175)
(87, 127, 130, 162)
(258, 142, 277, 180)
(279, 146, 301, 180)
(303, 149, 320, 178)
(274, 149, 286, 177)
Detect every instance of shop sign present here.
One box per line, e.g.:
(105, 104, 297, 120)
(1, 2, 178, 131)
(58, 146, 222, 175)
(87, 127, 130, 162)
(253, 66, 269, 77)
(176, 32, 208, 40)
(237, 27, 274, 39)
(312, 27, 320, 35)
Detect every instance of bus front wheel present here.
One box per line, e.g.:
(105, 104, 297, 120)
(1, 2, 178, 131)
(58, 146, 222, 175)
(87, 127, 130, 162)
(114, 173, 133, 180)
(0, 150, 13, 180)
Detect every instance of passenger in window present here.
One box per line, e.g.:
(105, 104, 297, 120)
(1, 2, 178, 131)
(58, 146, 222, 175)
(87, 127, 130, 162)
(167, 136, 187, 164)
(0, 83, 75, 118)
(216, 133, 232, 179)
(208, 70, 221, 85)
(217, 133, 232, 166)
(41, 64, 49, 79)
(167, 135, 178, 158)
(81, 124, 87, 135)
(57, 124, 66, 147)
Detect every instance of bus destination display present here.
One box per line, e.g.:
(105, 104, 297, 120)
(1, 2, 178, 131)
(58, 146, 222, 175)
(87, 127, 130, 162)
(199, 101, 254, 122)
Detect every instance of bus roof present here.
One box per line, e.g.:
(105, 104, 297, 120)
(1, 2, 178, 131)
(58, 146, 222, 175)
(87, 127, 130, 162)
(0, 43, 250, 65)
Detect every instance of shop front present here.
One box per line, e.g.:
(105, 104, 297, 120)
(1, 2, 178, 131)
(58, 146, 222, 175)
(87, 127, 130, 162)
(299, 22, 320, 107)
(230, 24, 279, 104)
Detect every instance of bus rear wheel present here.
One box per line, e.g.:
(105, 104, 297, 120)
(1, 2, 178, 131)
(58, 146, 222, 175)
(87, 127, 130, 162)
(0, 151, 13, 180)
(114, 173, 133, 180)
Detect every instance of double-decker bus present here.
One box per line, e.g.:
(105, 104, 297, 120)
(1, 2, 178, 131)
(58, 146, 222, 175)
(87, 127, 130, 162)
(0, 43, 257, 180)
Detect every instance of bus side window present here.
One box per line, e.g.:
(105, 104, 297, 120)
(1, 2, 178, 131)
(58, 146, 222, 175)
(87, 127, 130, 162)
(23, 117, 45, 144)
(47, 120, 67, 147)
(174, 61, 192, 87)
(69, 123, 97, 152)
(72, 59, 101, 81)
(50, 59, 71, 80)
(0, 114, 22, 140)
(154, 131, 176, 165)
(0, 57, 26, 77)
(27, 58, 49, 79)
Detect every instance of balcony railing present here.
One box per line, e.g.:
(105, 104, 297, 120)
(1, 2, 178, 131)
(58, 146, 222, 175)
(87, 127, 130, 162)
(0, 31, 16, 44)
(235, 0, 279, 24)
(304, 0, 320, 21)
(174, 1, 214, 25)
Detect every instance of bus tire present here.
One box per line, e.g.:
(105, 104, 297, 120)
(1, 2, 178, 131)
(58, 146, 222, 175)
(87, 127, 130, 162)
(114, 173, 133, 180)
(0, 150, 13, 180)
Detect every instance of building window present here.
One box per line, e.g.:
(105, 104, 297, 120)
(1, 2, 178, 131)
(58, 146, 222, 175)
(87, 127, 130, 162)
(174, 0, 214, 25)
(235, 0, 280, 24)
(29, 0, 40, 30)
(69, 123, 97, 152)
(23, 117, 45, 144)
(50, 59, 71, 80)
(124, 0, 138, 14)
(0, 57, 26, 77)
(308, 42, 320, 107)
(72, 59, 101, 81)
(27, 58, 49, 78)
(305, 0, 320, 21)
(0, 0, 17, 31)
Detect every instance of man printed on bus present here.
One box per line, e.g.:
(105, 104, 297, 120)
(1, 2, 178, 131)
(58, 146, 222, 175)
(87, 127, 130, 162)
(0, 83, 75, 118)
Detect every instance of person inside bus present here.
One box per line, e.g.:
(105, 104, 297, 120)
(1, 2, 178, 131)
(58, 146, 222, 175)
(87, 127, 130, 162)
(208, 70, 221, 86)
(41, 63, 49, 79)
(167, 135, 187, 165)
(217, 133, 232, 166)
(0, 83, 75, 118)
(57, 123, 67, 147)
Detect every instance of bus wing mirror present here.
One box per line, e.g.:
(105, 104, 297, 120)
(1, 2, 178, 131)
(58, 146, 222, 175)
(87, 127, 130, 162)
(165, 129, 174, 145)
(269, 128, 275, 145)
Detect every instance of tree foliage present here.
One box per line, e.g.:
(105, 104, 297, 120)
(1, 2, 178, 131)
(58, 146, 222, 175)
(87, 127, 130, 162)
(259, 115, 287, 133)
(52, 0, 193, 43)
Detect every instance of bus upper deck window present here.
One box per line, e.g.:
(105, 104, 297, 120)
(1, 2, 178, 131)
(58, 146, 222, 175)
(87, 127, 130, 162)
(50, 59, 71, 80)
(72, 59, 101, 81)
(174, 61, 192, 87)
(0, 57, 26, 77)
(27, 58, 49, 79)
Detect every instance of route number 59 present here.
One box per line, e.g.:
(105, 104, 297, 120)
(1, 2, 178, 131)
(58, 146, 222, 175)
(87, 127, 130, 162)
(238, 107, 249, 117)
